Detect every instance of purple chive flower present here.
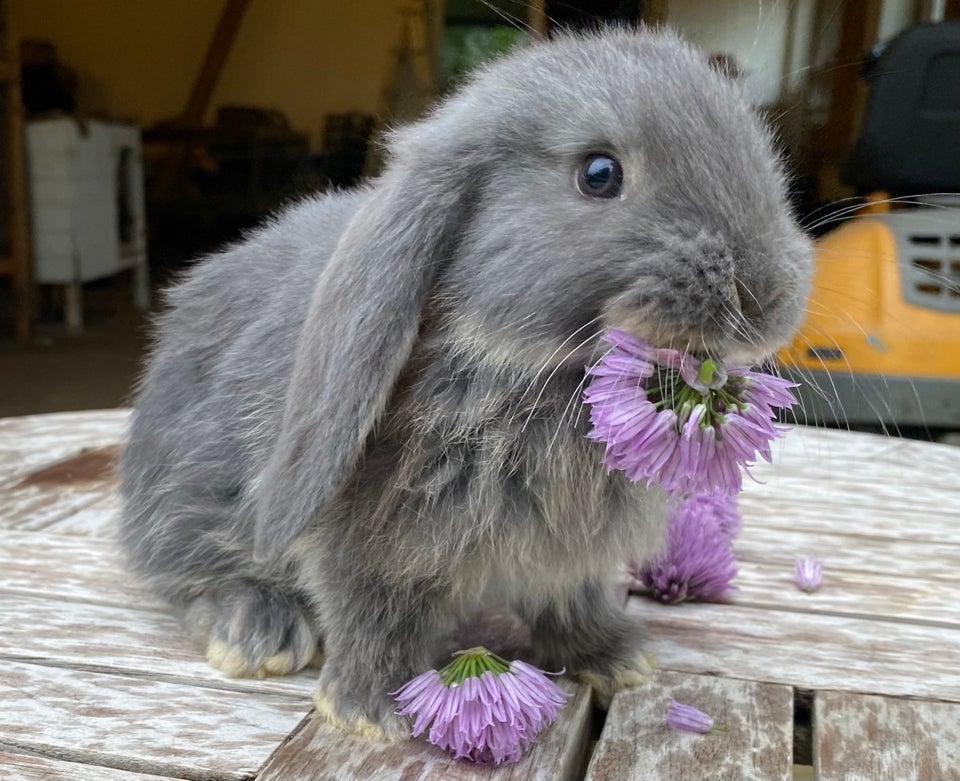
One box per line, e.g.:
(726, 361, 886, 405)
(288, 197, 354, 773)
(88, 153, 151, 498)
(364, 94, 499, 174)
(583, 329, 797, 495)
(393, 647, 570, 764)
(795, 555, 824, 593)
(635, 491, 740, 603)
(667, 700, 721, 733)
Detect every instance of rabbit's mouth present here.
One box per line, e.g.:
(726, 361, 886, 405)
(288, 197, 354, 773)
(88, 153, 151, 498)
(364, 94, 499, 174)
(601, 315, 779, 371)
(603, 289, 796, 370)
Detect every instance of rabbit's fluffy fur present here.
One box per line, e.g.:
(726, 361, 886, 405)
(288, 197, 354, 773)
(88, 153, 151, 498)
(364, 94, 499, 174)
(120, 29, 812, 740)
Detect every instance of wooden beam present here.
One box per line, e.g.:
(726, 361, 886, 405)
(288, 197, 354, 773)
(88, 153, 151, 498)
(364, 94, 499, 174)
(156, 0, 252, 197)
(821, 0, 883, 158)
(181, 0, 252, 126)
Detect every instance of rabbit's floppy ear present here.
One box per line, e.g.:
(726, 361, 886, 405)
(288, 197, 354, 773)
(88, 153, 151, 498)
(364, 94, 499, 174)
(253, 143, 476, 559)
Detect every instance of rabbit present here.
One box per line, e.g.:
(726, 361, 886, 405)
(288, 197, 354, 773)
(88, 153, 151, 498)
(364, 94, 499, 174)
(119, 27, 812, 742)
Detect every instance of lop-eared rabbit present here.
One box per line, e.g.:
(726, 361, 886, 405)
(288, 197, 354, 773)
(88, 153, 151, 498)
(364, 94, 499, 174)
(121, 29, 812, 740)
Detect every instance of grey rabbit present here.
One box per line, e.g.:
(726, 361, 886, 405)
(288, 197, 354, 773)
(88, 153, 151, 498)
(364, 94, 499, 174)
(120, 28, 812, 741)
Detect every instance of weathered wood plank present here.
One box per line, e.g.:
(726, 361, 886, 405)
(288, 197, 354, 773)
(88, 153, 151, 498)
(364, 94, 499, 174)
(626, 598, 960, 702)
(737, 487, 960, 543)
(585, 670, 793, 781)
(0, 462, 117, 532)
(0, 592, 317, 698)
(0, 410, 128, 488)
(814, 691, 960, 781)
(739, 428, 960, 544)
(0, 750, 178, 781)
(0, 529, 162, 609)
(44, 490, 121, 536)
(729, 560, 960, 628)
(257, 679, 591, 781)
(763, 425, 960, 476)
(0, 661, 309, 781)
(740, 490, 960, 543)
(735, 525, 960, 583)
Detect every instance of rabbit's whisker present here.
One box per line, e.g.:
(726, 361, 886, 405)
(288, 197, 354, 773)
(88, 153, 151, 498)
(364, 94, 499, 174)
(519, 325, 607, 435)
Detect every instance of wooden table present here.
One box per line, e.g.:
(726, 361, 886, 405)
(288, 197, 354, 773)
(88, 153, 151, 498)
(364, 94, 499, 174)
(2, 410, 959, 780)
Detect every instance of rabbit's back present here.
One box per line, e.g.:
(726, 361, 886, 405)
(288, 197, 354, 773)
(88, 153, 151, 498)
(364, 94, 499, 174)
(119, 189, 368, 594)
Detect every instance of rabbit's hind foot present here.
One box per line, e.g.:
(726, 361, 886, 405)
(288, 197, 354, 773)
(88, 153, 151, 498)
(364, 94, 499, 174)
(183, 580, 320, 679)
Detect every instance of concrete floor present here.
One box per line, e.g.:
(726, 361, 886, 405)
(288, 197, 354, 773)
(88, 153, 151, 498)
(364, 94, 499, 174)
(0, 282, 150, 418)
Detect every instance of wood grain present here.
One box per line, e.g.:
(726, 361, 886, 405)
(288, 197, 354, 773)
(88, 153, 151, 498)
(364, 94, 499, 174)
(0, 478, 116, 532)
(0, 661, 310, 781)
(734, 525, 960, 583)
(626, 599, 960, 702)
(1, 406, 959, 779)
(258, 679, 592, 781)
(0, 410, 128, 488)
(814, 691, 960, 781)
(0, 592, 318, 698)
(44, 491, 121, 536)
(585, 670, 793, 781)
(0, 529, 162, 609)
(731, 560, 960, 628)
(0, 751, 178, 781)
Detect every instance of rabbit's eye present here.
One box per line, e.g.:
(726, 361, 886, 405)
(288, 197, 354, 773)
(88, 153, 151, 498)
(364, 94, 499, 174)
(577, 153, 623, 199)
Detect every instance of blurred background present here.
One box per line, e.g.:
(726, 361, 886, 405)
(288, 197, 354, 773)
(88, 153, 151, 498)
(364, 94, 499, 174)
(0, 0, 957, 437)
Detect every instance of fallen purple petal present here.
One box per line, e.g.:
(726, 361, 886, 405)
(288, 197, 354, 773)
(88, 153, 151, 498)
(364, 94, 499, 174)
(666, 700, 715, 733)
(795, 555, 824, 593)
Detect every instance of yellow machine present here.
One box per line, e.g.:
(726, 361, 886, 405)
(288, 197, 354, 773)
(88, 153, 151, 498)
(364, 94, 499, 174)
(778, 21, 960, 430)
(779, 204, 960, 428)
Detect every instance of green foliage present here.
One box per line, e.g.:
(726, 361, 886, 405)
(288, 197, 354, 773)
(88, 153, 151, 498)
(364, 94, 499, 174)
(443, 25, 530, 92)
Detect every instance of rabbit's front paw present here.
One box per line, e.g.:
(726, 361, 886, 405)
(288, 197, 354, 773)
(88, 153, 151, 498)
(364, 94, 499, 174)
(577, 652, 656, 708)
(314, 678, 410, 743)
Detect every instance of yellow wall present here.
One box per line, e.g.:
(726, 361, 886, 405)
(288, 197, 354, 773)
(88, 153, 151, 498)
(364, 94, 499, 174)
(10, 0, 433, 149)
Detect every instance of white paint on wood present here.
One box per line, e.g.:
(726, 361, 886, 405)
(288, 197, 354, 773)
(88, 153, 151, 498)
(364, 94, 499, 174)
(258, 679, 591, 781)
(627, 598, 960, 702)
(0, 410, 128, 488)
(0, 751, 176, 781)
(735, 525, 960, 583)
(0, 661, 310, 781)
(586, 671, 793, 781)
(0, 529, 162, 609)
(0, 592, 318, 698)
(815, 690, 960, 781)
(46, 491, 121, 536)
(731, 560, 960, 628)
(0, 481, 116, 532)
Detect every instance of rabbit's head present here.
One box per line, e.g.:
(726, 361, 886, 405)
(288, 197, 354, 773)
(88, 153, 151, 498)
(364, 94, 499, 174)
(425, 29, 812, 369)
(255, 29, 812, 556)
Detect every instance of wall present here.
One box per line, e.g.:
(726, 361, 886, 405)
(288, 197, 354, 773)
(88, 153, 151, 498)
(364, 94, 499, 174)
(667, 0, 814, 106)
(9, 0, 436, 150)
(666, 0, 917, 108)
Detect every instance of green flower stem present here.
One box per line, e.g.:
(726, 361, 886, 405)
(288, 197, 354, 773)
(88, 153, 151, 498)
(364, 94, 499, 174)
(644, 366, 751, 433)
(698, 359, 718, 387)
(440, 646, 510, 685)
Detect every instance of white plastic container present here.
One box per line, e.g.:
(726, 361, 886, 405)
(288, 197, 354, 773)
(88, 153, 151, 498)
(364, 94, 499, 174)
(26, 117, 149, 332)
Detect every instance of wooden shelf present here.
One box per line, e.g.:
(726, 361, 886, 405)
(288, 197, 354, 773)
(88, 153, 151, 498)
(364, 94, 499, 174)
(0, 60, 17, 83)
